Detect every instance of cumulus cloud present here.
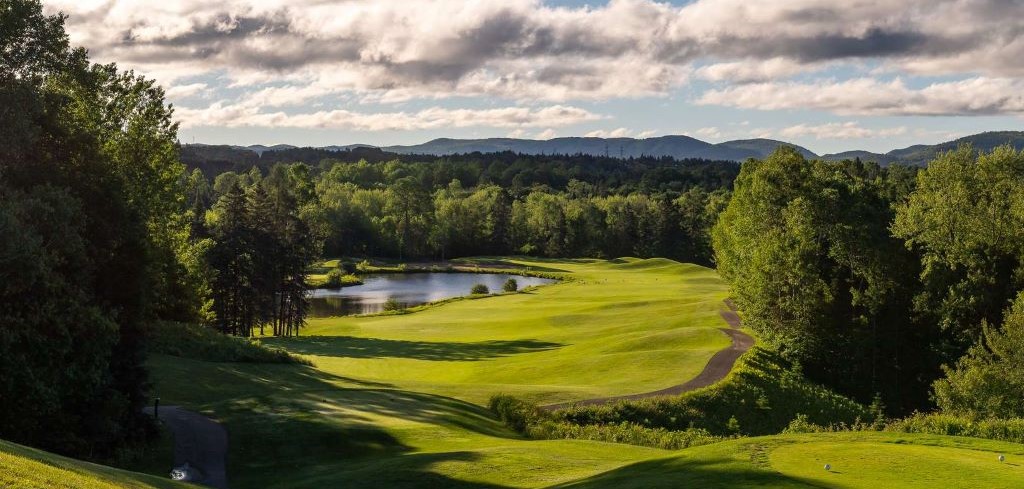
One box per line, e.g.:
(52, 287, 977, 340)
(778, 122, 908, 139)
(696, 58, 810, 83)
(164, 82, 210, 99)
(698, 77, 1024, 116)
(174, 104, 603, 130)
(536, 128, 558, 140)
(41, 0, 1024, 125)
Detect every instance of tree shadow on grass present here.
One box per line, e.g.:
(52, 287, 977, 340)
(264, 336, 563, 361)
(151, 355, 523, 488)
(548, 456, 819, 489)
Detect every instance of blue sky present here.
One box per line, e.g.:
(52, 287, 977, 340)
(48, 0, 1024, 154)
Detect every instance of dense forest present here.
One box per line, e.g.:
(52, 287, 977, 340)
(186, 160, 732, 265)
(714, 146, 1024, 414)
(181, 144, 739, 194)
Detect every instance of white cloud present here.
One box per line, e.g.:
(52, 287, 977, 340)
(174, 104, 603, 130)
(686, 126, 723, 139)
(696, 58, 810, 83)
(698, 77, 1024, 116)
(40, 0, 1024, 126)
(637, 130, 658, 138)
(164, 82, 209, 100)
(778, 122, 908, 139)
(536, 128, 558, 140)
(584, 127, 634, 138)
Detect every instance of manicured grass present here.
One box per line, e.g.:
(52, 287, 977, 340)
(0, 438, 192, 489)
(553, 432, 1024, 488)
(271, 257, 733, 405)
(140, 257, 1024, 488)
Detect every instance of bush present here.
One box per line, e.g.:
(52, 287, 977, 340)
(325, 268, 345, 288)
(489, 394, 547, 434)
(146, 322, 308, 364)
(383, 298, 403, 311)
(503, 278, 519, 292)
(885, 413, 1024, 443)
(356, 259, 372, 272)
(488, 394, 721, 450)
(530, 421, 721, 450)
(471, 283, 490, 295)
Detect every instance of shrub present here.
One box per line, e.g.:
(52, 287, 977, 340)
(383, 298, 403, 311)
(530, 421, 720, 450)
(884, 413, 1024, 443)
(471, 283, 490, 295)
(488, 394, 722, 450)
(340, 261, 357, 274)
(782, 414, 828, 434)
(503, 278, 519, 292)
(489, 394, 547, 434)
(325, 268, 345, 288)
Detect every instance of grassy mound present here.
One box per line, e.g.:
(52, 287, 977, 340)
(0, 438, 191, 489)
(552, 347, 872, 437)
(147, 322, 307, 364)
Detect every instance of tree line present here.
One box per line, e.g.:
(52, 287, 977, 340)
(0, 0, 316, 460)
(182, 145, 739, 196)
(185, 162, 731, 266)
(713, 146, 1024, 417)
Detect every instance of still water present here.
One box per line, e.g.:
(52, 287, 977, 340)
(308, 272, 556, 317)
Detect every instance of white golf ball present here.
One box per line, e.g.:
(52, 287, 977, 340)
(999, 455, 1005, 462)
(824, 464, 831, 471)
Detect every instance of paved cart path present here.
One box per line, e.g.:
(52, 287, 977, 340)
(144, 405, 228, 489)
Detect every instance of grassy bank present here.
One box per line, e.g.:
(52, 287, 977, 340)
(0, 438, 192, 489)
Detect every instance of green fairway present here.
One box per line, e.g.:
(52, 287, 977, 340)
(270, 257, 732, 405)
(141, 257, 1024, 488)
(0, 439, 192, 489)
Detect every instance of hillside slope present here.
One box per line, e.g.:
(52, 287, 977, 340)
(0, 439, 191, 489)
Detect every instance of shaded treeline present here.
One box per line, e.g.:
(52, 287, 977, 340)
(0, 0, 313, 461)
(202, 174, 317, 338)
(0, 0, 194, 459)
(713, 146, 1024, 417)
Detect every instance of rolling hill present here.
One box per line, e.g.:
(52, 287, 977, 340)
(381, 135, 817, 161)
(184, 130, 1024, 167)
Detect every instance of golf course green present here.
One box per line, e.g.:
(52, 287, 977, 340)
(7, 257, 1020, 487)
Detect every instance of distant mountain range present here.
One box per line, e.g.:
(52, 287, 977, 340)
(199, 130, 1024, 166)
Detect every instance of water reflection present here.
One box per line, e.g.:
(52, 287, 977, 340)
(308, 272, 556, 317)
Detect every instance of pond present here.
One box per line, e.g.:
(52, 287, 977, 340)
(307, 272, 557, 317)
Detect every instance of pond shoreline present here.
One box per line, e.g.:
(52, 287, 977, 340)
(307, 258, 570, 290)
(307, 264, 564, 317)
